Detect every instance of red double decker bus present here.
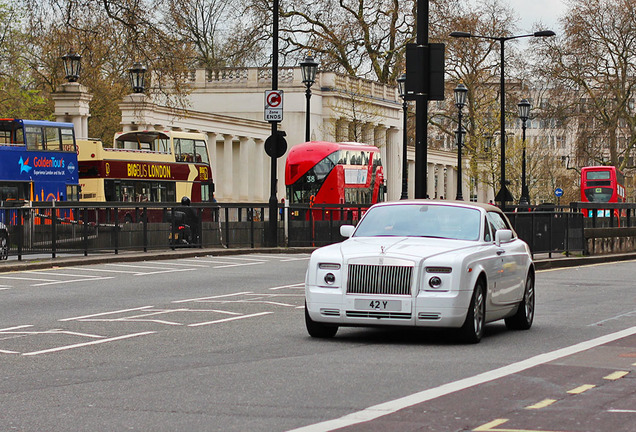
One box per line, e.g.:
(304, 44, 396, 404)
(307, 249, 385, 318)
(285, 141, 384, 218)
(580, 165, 626, 218)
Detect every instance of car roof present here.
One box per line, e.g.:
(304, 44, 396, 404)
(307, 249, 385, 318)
(371, 199, 502, 214)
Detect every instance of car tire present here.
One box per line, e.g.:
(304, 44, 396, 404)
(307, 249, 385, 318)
(305, 303, 338, 338)
(459, 280, 486, 344)
(0, 233, 8, 260)
(505, 272, 535, 331)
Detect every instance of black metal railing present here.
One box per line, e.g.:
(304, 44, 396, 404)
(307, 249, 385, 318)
(2, 201, 636, 260)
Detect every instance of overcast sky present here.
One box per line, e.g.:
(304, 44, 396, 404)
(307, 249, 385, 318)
(503, 0, 568, 33)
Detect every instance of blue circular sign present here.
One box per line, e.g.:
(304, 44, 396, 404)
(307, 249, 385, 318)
(554, 187, 564, 197)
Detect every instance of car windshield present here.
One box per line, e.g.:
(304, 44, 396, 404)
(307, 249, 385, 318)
(353, 204, 481, 241)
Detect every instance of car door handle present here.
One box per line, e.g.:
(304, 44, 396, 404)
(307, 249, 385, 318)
(497, 249, 505, 255)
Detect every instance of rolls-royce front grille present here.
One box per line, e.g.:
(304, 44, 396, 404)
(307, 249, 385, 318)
(347, 264, 413, 296)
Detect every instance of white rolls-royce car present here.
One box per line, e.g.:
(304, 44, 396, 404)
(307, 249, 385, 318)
(304, 201, 535, 343)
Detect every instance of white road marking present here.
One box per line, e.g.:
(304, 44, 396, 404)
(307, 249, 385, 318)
(46, 329, 105, 338)
(212, 262, 264, 269)
(133, 268, 196, 276)
(33, 276, 115, 286)
(25, 271, 108, 278)
(211, 256, 267, 262)
(188, 311, 273, 327)
(147, 261, 209, 267)
(0, 325, 34, 332)
(22, 331, 155, 356)
(0, 349, 19, 354)
(59, 306, 154, 322)
(0, 275, 58, 282)
(288, 326, 636, 432)
(65, 266, 140, 274)
(270, 283, 304, 290)
(105, 263, 176, 270)
(588, 310, 636, 326)
(178, 259, 241, 265)
(173, 292, 253, 303)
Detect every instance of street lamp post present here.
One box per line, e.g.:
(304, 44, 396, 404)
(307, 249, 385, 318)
(61, 52, 81, 83)
(129, 62, 147, 93)
(518, 98, 531, 206)
(450, 30, 555, 209)
(454, 83, 468, 201)
(300, 53, 318, 142)
(397, 73, 408, 199)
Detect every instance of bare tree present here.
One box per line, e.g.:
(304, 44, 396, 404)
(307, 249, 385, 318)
(535, 0, 636, 173)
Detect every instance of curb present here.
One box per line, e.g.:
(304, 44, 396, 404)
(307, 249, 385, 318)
(0, 247, 316, 273)
(2, 248, 635, 273)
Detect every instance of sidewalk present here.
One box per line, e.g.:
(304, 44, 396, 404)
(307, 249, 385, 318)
(1, 247, 635, 273)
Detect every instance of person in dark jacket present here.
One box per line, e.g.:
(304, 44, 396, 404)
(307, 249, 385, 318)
(176, 196, 199, 244)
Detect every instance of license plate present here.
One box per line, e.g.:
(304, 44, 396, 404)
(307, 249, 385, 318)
(354, 299, 401, 312)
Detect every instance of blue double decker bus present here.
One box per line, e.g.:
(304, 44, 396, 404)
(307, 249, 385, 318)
(0, 119, 80, 203)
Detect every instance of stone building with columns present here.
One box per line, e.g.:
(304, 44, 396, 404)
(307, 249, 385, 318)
(52, 67, 494, 204)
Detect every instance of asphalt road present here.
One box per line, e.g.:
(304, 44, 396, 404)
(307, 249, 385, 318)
(0, 253, 634, 431)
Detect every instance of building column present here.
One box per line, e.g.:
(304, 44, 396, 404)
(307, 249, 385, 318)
(254, 138, 266, 202)
(245, 138, 257, 201)
(239, 136, 250, 201)
(446, 165, 455, 200)
(427, 163, 436, 199)
(206, 132, 218, 197)
(374, 125, 391, 199)
(362, 122, 374, 145)
(437, 166, 445, 199)
(223, 134, 235, 201)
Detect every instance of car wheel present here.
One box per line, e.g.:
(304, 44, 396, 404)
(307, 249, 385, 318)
(505, 272, 535, 330)
(459, 280, 486, 344)
(0, 233, 8, 260)
(305, 303, 338, 338)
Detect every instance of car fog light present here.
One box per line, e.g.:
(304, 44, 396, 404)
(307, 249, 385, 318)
(428, 276, 442, 288)
(324, 273, 336, 284)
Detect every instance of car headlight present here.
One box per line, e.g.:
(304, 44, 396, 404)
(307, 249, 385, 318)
(428, 276, 443, 289)
(425, 266, 452, 291)
(317, 263, 341, 288)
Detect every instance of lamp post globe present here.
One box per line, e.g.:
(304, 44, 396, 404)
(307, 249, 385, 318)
(397, 73, 409, 199)
(454, 82, 468, 200)
(129, 62, 147, 93)
(300, 53, 318, 142)
(518, 98, 531, 206)
(61, 52, 81, 83)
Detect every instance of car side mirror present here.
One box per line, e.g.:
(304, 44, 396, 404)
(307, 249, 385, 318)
(495, 229, 513, 246)
(340, 225, 355, 238)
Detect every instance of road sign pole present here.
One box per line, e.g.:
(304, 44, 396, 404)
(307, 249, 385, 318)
(267, 0, 279, 248)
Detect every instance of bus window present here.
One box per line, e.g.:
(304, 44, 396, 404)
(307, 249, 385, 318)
(195, 140, 209, 164)
(61, 128, 75, 152)
(0, 130, 10, 145)
(157, 137, 170, 153)
(176, 139, 195, 162)
(25, 126, 43, 150)
(66, 184, 80, 201)
(44, 126, 61, 151)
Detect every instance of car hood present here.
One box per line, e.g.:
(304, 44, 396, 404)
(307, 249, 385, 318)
(315, 236, 478, 263)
